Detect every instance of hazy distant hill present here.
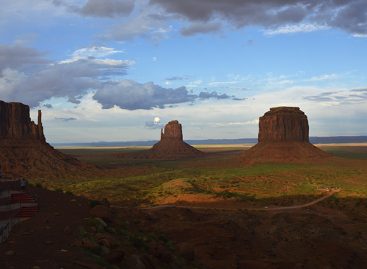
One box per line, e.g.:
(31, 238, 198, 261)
(52, 136, 367, 147)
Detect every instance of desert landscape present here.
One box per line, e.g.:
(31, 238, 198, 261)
(1, 101, 367, 268)
(1, 1, 367, 268)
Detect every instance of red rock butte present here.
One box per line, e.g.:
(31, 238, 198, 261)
(0, 100, 86, 178)
(137, 120, 203, 159)
(243, 106, 329, 163)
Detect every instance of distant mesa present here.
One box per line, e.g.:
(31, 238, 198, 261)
(130, 120, 203, 159)
(0, 100, 87, 178)
(242, 107, 329, 163)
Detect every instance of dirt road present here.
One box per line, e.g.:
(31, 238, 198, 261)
(128, 189, 341, 212)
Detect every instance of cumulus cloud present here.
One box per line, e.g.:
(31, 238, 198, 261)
(93, 80, 236, 110)
(198, 91, 233, 100)
(105, 9, 172, 41)
(165, 76, 188, 81)
(0, 45, 130, 107)
(0, 44, 239, 110)
(59, 46, 134, 74)
(265, 23, 329, 35)
(94, 80, 195, 110)
(145, 121, 164, 129)
(150, 0, 367, 36)
(80, 0, 134, 17)
(43, 104, 53, 108)
(55, 117, 77, 122)
(181, 22, 222, 36)
(304, 88, 367, 105)
(65, 46, 123, 61)
(0, 44, 48, 71)
(53, 0, 134, 17)
(0, 62, 100, 106)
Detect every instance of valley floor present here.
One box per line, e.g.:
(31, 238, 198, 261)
(1, 144, 367, 268)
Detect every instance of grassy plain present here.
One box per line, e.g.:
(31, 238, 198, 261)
(29, 144, 367, 206)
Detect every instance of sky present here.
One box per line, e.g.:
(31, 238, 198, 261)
(0, 0, 366, 143)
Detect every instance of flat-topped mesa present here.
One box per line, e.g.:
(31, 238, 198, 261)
(0, 101, 45, 141)
(258, 107, 309, 143)
(161, 120, 183, 141)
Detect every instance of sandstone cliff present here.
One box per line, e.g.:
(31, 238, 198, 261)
(243, 107, 329, 163)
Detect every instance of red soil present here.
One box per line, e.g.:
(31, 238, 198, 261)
(0, 186, 92, 269)
(242, 142, 330, 164)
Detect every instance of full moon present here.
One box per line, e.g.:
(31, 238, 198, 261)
(153, 117, 160, 124)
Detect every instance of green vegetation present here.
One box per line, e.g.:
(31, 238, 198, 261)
(29, 145, 367, 205)
(320, 146, 367, 159)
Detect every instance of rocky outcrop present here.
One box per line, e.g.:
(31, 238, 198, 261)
(243, 107, 329, 163)
(0, 100, 89, 178)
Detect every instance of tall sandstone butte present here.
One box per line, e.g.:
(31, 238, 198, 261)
(258, 107, 309, 143)
(151, 120, 203, 158)
(0, 101, 45, 141)
(134, 120, 203, 159)
(0, 100, 87, 178)
(160, 120, 184, 141)
(243, 107, 329, 163)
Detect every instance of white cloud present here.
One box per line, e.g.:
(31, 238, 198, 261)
(70, 46, 123, 59)
(265, 24, 329, 35)
(308, 74, 338, 82)
(181, 22, 222, 36)
(93, 80, 236, 110)
(353, 33, 367, 38)
(59, 46, 135, 67)
(105, 8, 172, 41)
(0, 45, 131, 106)
(53, 0, 135, 18)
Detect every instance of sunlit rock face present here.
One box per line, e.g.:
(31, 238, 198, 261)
(243, 107, 329, 164)
(0, 100, 87, 178)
